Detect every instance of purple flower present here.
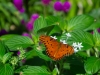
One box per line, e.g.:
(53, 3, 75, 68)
(19, 8, 25, 13)
(31, 13, 39, 21)
(41, 0, 51, 5)
(63, 1, 71, 12)
(22, 59, 26, 63)
(21, 19, 26, 25)
(26, 21, 33, 31)
(17, 51, 20, 55)
(26, 13, 39, 31)
(0, 29, 8, 36)
(54, 1, 63, 11)
(22, 32, 31, 38)
(13, 0, 25, 13)
(97, 28, 100, 33)
(91, 31, 93, 34)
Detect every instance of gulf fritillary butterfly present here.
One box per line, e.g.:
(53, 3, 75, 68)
(39, 35, 74, 60)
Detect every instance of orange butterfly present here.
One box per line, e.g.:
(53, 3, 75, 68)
(39, 35, 74, 60)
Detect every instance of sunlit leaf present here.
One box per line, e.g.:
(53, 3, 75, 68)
(67, 15, 94, 31)
(93, 30, 100, 46)
(46, 16, 60, 25)
(5, 36, 33, 50)
(23, 66, 50, 75)
(84, 57, 100, 74)
(0, 34, 18, 41)
(2, 52, 13, 64)
(0, 63, 13, 75)
(34, 16, 47, 34)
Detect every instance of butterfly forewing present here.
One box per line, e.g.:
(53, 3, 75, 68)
(39, 35, 59, 59)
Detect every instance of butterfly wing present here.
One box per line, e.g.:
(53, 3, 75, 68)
(53, 43, 74, 60)
(39, 35, 60, 60)
(39, 35, 74, 60)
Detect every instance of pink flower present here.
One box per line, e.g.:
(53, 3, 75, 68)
(22, 32, 31, 38)
(31, 14, 39, 21)
(63, 1, 71, 12)
(26, 13, 39, 31)
(0, 29, 8, 36)
(17, 51, 20, 55)
(97, 28, 100, 33)
(41, 0, 51, 5)
(53, 1, 71, 12)
(54, 1, 63, 11)
(26, 21, 33, 31)
(13, 0, 25, 13)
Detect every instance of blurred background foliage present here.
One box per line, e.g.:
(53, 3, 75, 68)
(0, 0, 100, 35)
(0, 0, 100, 75)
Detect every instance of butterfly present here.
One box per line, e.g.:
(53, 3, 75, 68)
(39, 35, 74, 60)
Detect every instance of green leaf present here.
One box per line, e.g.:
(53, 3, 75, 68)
(37, 25, 62, 35)
(46, 16, 60, 25)
(23, 66, 50, 75)
(48, 25, 62, 35)
(26, 46, 51, 61)
(84, 57, 100, 74)
(0, 63, 13, 75)
(93, 30, 100, 46)
(33, 45, 51, 61)
(37, 25, 55, 35)
(85, 21, 100, 31)
(68, 30, 94, 50)
(52, 67, 58, 75)
(2, 52, 13, 64)
(0, 34, 18, 41)
(63, 63, 70, 69)
(25, 49, 37, 59)
(5, 36, 33, 50)
(34, 16, 47, 34)
(0, 41, 6, 60)
(59, 18, 67, 31)
(67, 15, 94, 31)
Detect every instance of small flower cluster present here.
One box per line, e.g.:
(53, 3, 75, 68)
(10, 56, 18, 66)
(17, 47, 26, 60)
(51, 33, 83, 53)
(10, 47, 26, 66)
(54, 1, 71, 12)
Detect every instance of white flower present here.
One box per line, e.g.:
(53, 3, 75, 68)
(77, 42, 83, 50)
(72, 42, 83, 53)
(72, 42, 77, 47)
(74, 48, 79, 53)
(60, 39, 67, 44)
(66, 33, 71, 37)
(50, 36, 57, 39)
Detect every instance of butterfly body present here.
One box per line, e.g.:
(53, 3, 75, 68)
(39, 35, 74, 60)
